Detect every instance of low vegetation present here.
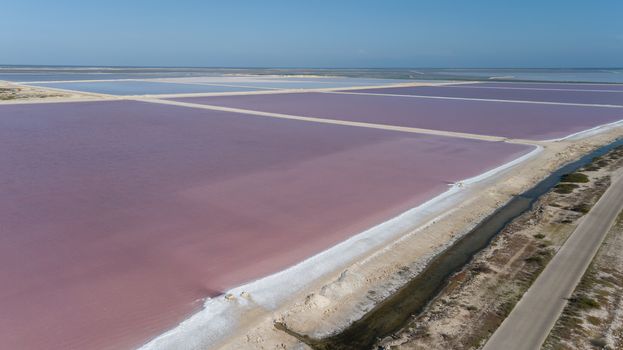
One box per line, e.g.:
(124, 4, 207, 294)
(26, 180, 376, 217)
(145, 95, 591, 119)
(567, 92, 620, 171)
(0, 87, 20, 100)
(581, 147, 623, 172)
(0, 82, 66, 101)
(568, 203, 591, 214)
(554, 183, 579, 194)
(568, 295, 600, 310)
(560, 172, 589, 183)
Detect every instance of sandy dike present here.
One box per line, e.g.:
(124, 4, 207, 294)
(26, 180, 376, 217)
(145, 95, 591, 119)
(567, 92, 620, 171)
(138, 126, 623, 350)
(0, 80, 107, 103)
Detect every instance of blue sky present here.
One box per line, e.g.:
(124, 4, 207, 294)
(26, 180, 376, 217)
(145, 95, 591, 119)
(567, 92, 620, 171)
(1, 0, 621, 67)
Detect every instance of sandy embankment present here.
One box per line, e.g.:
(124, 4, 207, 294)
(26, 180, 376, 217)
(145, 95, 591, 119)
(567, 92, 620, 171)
(138, 125, 623, 350)
(381, 145, 623, 349)
(0, 80, 117, 104)
(0, 81, 110, 103)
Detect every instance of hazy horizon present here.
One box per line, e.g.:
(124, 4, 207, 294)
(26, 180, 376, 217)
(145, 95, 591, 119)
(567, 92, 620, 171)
(2, 0, 622, 68)
(2, 65, 623, 69)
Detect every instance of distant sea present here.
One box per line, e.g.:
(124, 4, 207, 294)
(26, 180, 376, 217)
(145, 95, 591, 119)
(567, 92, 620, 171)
(0, 66, 622, 84)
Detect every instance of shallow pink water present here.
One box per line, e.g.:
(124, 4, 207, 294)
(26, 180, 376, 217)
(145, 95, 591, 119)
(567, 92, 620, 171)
(0, 101, 532, 349)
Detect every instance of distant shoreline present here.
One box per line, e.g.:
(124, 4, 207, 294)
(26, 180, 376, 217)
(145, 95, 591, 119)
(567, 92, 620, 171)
(2, 67, 623, 84)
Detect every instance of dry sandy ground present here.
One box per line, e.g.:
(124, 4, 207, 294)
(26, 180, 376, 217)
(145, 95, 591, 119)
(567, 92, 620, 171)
(379, 144, 623, 350)
(0, 81, 105, 103)
(214, 127, 623, 349)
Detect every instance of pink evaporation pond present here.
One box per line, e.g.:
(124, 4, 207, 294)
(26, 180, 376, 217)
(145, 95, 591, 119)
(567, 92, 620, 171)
(171, 92, 623, 140)
(0, 100, 532, 349)
(460, 82, 623, 91)
(344, 85, 623, 106)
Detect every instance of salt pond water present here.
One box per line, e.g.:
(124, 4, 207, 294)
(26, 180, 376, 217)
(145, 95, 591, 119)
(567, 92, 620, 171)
(29, 80, 258, 95)
(0, 100, 531, 350)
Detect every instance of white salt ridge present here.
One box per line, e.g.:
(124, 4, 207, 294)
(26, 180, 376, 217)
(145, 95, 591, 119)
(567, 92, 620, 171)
(550, 119, 623, 142)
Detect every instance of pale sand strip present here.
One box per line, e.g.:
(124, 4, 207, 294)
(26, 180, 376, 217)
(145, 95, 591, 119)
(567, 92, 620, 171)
(0, 81, 117, 104)
(12, 83, 116, 99)
(326, 90, 623, 108)
(138, 97, 535, 144)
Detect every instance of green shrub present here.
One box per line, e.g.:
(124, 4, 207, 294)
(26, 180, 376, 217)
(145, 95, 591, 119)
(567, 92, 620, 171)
(569, 203, 591, 214)
(589, 337, 607, 348)
(582, 165, 600, 172)
(525, 255, 544, 265)
(570, 295, 600, 310)
(554, 183, 579, 194)
(560, 173, 589, 183)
